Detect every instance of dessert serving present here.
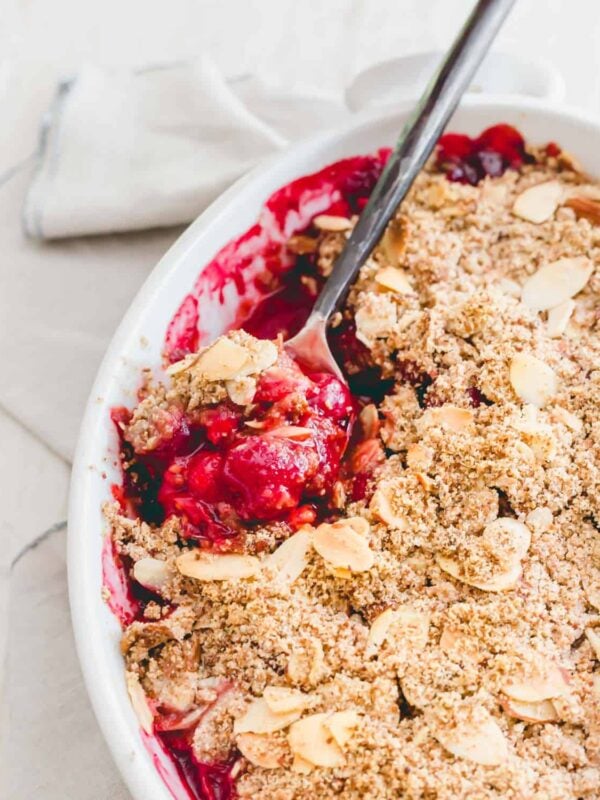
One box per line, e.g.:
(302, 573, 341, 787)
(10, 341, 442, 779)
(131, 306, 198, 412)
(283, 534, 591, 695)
(103, 125, 600, 799)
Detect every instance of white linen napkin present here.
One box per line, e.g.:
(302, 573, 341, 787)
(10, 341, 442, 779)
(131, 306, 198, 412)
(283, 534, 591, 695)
(23, 57, 351, 239)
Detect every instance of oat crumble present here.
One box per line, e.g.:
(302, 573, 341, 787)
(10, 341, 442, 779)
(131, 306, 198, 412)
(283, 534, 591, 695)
(106, 132, 600, 799)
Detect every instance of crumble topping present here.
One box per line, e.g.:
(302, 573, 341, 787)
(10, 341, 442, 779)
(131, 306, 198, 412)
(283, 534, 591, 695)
(107, 138, 599, 799)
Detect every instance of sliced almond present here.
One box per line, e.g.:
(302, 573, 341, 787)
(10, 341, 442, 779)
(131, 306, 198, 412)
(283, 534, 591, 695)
(233, 697, 302, 735)
(225, 376, 257, 405)
(288, 713, 345, 768)
(313, 519, 374, 574)
(440, 629, 481, 663)
(585, 628, 600, 660)
(502, 659, 569, 702)
(546, 299, 575, 337)
(264, 528, 312, 586)
(236, 732, 287, 769)
(263, 687, 315, 715)
(266, 425, 312, 441)
(192, 337, 250, 381)
(370, 487, 406, 529)
(525, 507, 553, 533)
(509, 353, 558, 408)
(501, 696, 558, 723)
(366, 608, 398, 657)
(291, 754, 314, 774)
(176, 551, 260, 582)
(240, 339, 279, 376)
(521, 256, 594, 311)
(313, 214, 352, 232)
(324, 710, 360, 749)
(287, 234, 318, 255)
(437, 554, 522, 592)
(434, 711, 507, 766)
(125, 672, 154, 734)
(564, 195, 600, 224)
(420, 405, 474, 432)
(381, 218, 408, 264)
(358, 403, 380, 439)
(375, 266, 413, 295)
(512, 180, 563, 223)
(133, 557, 170, 592)
(484, 517, 531, 561)
(406, 443, 434, 471)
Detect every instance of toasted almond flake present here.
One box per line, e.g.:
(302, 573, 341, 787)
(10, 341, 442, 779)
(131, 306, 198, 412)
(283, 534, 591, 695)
(439, 629, 481, 663)
(291, 754, 314, 774)
(225, 376, 257, 405)
(521, 256, 594, 311)
(484, 517, 531, 560)
(564, 195, 600, 224)
(406, 443, 434, 471)
(585, 628, 600, 659)
(547, 299, 575, 337)
(509, 353, 558, 408)
(313, 520, 374, 574)
(358, 403, 380, 439)
(355, 300, 398, 347)
(287, 234, 318, 255)
(434, 711, 507, 766)
(500, 696, 558, 723)
(345, 516, 370, 536)
(125, 672, 154, 734)
(176, 551, 260, 582)
(192, 337, 250, 381)
(370, 488, 406, 529)
(381, 218, 408, 263)
(420, 405, 474, 432)
(502, 659, 569, 702)
(239, 339, 279, 376)
(288, 713, 345, 768)
(512, 180, 563, 223)
(132, 557, 170, 591)
(324, 710, 360, 749)
(266, 425, 312, 441)
(374, 266, 413, 295)
(525, 507, 553, 533)
(584, 583, 600, 611)
(236, 732, 287, 769)
(437, 554, 522, 592)
(263, 686, 315, 715)
(313, 214, 352, 232)
(366, 608, 398, 656)
(264, 528, 312, 586)
(233, 697, 302, 735)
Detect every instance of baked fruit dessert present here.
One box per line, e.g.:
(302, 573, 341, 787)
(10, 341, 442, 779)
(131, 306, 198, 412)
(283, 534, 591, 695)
(104, 126, 600, 800)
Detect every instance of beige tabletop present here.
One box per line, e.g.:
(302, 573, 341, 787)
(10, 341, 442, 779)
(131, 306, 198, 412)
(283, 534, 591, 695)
(2, 0, 600, 797)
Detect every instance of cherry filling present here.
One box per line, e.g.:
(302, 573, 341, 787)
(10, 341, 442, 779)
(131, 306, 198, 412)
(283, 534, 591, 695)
(436, 123, 532, 185)
(117, 354, 355, 544)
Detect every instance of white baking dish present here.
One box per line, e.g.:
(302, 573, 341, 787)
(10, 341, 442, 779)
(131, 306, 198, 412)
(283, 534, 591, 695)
(68, 94, 600, 800)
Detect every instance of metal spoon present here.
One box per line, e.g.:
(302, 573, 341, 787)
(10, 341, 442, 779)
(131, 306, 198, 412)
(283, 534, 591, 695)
(286, 0, 515, 380)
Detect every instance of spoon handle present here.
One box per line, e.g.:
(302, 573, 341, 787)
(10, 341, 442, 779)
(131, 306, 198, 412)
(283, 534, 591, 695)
(311, 0, 515, 321)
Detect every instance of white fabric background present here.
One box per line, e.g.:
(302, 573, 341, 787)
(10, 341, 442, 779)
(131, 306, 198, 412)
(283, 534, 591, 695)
(2, 1, 600, 797)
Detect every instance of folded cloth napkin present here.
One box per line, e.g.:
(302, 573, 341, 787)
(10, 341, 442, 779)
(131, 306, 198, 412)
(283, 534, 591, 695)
(23, 57, 352, 239)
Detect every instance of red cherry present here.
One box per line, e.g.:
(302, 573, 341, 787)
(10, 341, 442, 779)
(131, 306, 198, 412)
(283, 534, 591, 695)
(223, 435, 317, 520)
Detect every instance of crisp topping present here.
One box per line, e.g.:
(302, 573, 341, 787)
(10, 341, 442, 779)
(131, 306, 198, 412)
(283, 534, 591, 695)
(108, 135, 600, 800)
